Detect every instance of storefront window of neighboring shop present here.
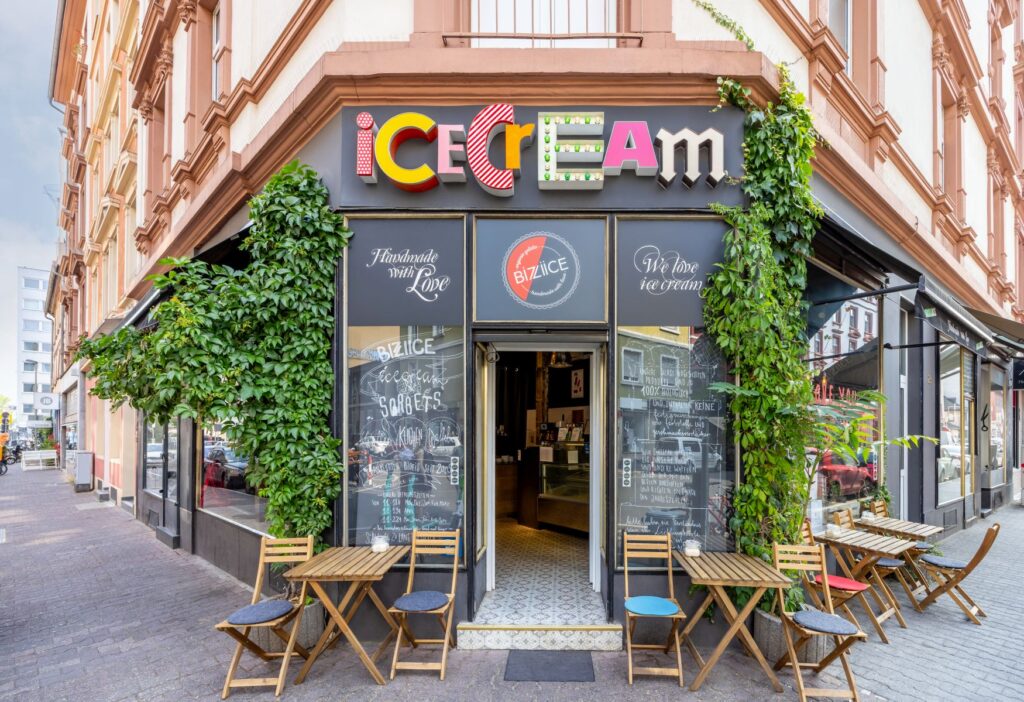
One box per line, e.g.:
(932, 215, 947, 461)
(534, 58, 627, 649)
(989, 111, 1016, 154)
(804, 263, 882, 522)
(614, 326, 732, 563)
(143, 418, 179, 503)
(939, 343, 976, 505)
(989, 368, 1008, 485)
(346, 325, 466, 549)
(197, 421, 269, 534)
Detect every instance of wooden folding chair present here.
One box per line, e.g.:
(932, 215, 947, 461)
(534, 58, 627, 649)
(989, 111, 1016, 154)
(832, 508, 909, 631)
(389, 529, 460, 680)
(215, 536, 315, 698)
(917, 523, 1000, 625)
(798, 520, 889, 643)
(772, 543, 867, 702)
(623, 533, 686, 687)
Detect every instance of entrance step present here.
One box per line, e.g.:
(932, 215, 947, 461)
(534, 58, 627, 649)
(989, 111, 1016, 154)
(457, 623, 622, 651)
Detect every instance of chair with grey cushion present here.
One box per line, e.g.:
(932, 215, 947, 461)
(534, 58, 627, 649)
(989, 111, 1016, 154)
(389, 529, 460, 680)
(916, 524, 999, 625)
(215, 536, 315, 698)
(772, 542, 867, 702)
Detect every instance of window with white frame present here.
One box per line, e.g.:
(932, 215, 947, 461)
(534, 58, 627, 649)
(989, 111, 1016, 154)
(22, 278, 45, 289)
(23, 341, 40, 352)
(23, 299, 43, 311)
(621, 348, 643, 384)
(212, 5, 222, 100)
(828, 0, 850, 69)
(660, 354, 679, 388)
(471, 0, 619, 48)
(22, 320, 44, 332)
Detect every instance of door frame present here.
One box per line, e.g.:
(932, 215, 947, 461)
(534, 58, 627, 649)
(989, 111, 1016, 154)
(483, 341, 605, 593)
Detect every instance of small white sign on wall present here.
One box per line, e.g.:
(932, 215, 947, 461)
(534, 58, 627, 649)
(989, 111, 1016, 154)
(571, 368, 585, 399)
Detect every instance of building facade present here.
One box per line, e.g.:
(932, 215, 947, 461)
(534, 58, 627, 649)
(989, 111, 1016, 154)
(47, 0, 1024, 643)
(16, 267, 55, 440)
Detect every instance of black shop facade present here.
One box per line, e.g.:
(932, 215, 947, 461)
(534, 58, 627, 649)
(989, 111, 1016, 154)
(183, 102, 749, 635)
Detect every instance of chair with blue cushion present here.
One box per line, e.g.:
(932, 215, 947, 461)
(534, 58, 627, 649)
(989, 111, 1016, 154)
(622, 532, 686, 687)
(916, 523, 999, 625)
(772, 542, 866, 702)
(215, 535, 315, 699)
(389, 529, 460, 680)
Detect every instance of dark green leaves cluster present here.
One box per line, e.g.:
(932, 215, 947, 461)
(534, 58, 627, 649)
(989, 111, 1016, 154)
(702, 66, 822, 611)
(77, 161, 351, 541)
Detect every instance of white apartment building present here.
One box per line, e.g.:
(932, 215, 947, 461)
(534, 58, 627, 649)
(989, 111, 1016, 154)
(17, 266, 55, 437)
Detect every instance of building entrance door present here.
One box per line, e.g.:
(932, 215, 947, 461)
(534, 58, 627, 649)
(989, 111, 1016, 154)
(142, 417, 180, 546)
(461, 341, 619, 650)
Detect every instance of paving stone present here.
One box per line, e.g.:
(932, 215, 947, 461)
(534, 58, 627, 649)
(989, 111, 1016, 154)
(0, 464, 1020, 700)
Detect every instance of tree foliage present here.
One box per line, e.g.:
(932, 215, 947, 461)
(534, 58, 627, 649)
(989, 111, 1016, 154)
(77, 161, 351, 540)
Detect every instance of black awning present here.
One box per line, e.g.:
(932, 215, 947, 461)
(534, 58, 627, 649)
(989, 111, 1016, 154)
(965, 306, 1024, 354)
(914, 277, 992, 354)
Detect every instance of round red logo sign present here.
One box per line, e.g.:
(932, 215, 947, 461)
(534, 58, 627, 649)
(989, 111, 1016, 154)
(502, 231, 580, 309)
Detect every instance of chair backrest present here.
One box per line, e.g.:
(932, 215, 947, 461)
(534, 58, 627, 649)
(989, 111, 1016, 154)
(251, 536, 314, 605)
(869, 500, 888, 517)
(833, 508, 855, 529)
(623, 532, 675, 601)
(406, 529, 460, 597)
(773, 542, 832, 614)
(799, 519, 815, 546)
(960, 523, 1000, 576)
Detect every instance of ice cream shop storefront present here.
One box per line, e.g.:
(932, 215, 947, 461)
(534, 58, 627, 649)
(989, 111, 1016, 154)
(328, 103, 742, 648)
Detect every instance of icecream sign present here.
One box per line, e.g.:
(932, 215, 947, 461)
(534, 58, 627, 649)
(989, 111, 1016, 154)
(354, 104, 727, 196)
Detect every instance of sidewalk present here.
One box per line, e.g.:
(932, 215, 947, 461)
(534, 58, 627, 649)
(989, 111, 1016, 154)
(0, 464, 1018, 701)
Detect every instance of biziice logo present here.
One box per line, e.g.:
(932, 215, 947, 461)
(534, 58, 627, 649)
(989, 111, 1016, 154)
(502, 231, 580, 309)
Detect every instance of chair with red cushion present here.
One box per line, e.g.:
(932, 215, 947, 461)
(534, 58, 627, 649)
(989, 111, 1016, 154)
(799, 519, 892, 644)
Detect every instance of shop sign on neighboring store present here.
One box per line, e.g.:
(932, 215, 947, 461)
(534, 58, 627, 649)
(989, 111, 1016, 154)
(1012, 358, 1024, 390)
(340, 105, 743, 211)
(615, 218, 727, 326)
(475, 218, 605, 322)
(346, 217, 464, 325)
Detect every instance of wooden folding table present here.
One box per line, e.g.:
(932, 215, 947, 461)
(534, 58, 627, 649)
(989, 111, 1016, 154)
(814, 529, 915, 636)
(856, 516, 944, 608)
(285, 545, 410, 686)
(674, 550, 790, 693)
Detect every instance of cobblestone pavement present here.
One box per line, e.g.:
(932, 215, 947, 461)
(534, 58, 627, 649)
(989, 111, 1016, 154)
(0, 465, 1019, 701)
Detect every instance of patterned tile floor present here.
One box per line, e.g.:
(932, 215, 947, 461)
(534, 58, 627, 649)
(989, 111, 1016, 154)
(474, 519, 607, 625)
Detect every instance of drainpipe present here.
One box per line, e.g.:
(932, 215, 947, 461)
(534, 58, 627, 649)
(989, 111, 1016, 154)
(49, 0, 68, 115)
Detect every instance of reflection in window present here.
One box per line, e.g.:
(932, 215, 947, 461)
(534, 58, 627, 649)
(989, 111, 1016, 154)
(990, 368, 1007, 484)
(347, 326, 465, 547)
(198, 421, 269, 534)
(938, 343, 966, 505)
(615, 327, 731, 563)
(805, 267, 881, 517)
(144, 421, 165, 494)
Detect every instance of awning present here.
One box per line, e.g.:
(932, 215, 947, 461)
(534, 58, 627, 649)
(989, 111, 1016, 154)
(914, 277, 992, 353)
(964, 306, 1024, 354)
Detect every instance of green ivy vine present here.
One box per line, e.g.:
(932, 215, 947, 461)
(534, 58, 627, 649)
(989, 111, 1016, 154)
(694, 2, 824, 610)
(77, 161, 352, 541)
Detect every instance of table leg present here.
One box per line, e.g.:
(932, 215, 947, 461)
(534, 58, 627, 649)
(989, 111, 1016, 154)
(679, 591, 712, 669)
(690, 586, 781, 693)
(294, 580, 360, 685)
(868, 567, 907, 628)
(307, 581, 388, 686)
(364, 584, 401, 663)
(713, 587, 783, 693)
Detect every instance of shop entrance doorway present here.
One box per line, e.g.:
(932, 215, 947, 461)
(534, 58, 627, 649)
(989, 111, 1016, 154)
(462, 341, 619, 650)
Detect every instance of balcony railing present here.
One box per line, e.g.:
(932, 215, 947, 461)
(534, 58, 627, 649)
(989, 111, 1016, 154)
(444, 0, 641, 48)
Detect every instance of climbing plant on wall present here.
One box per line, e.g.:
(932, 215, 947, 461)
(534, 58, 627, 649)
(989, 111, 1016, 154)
(694, 1, 823, 609)
(77, 161, 352, 541)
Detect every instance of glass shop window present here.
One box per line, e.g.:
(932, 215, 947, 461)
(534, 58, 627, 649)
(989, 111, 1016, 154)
(988, 368, 1007, 485)
(197, 420, 269, 534)
(346, 325, 466, 548)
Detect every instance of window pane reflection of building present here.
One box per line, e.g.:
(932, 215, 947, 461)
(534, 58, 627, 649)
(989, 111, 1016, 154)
(198, 421, 269, 534)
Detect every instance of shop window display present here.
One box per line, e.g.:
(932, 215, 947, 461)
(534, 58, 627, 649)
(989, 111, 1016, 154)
(347, 325, 465, 547)
(988, 368, 1007, 485)
(615, 326, 732, 562)
(938, 343, 975, 505)
(197, 421, 269, 534)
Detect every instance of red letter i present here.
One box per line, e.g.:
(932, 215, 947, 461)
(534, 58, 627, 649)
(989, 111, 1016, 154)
(356, 112, 377, 183)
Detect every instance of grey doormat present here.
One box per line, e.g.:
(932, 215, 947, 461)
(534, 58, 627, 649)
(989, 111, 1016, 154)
(504, 650, 595, 682)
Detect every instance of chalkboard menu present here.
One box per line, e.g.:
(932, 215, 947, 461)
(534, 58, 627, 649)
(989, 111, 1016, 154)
(615, 328, 732, 563)
(346, 326, 465, 547)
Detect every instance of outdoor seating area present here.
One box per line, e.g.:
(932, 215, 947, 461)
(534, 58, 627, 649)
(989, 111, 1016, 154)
(211, 509, 1001, 700)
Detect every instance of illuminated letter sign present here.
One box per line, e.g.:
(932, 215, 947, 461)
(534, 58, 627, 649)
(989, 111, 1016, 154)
(375, 112, 439, 192)
(436, 125, 467, 183)
(537, 111, 604, 190)
(466, 103, 518, 197)
(355, 112, 377, 183)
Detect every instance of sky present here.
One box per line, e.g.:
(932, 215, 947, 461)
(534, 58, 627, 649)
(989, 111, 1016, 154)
(0, 2, 64, 404)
